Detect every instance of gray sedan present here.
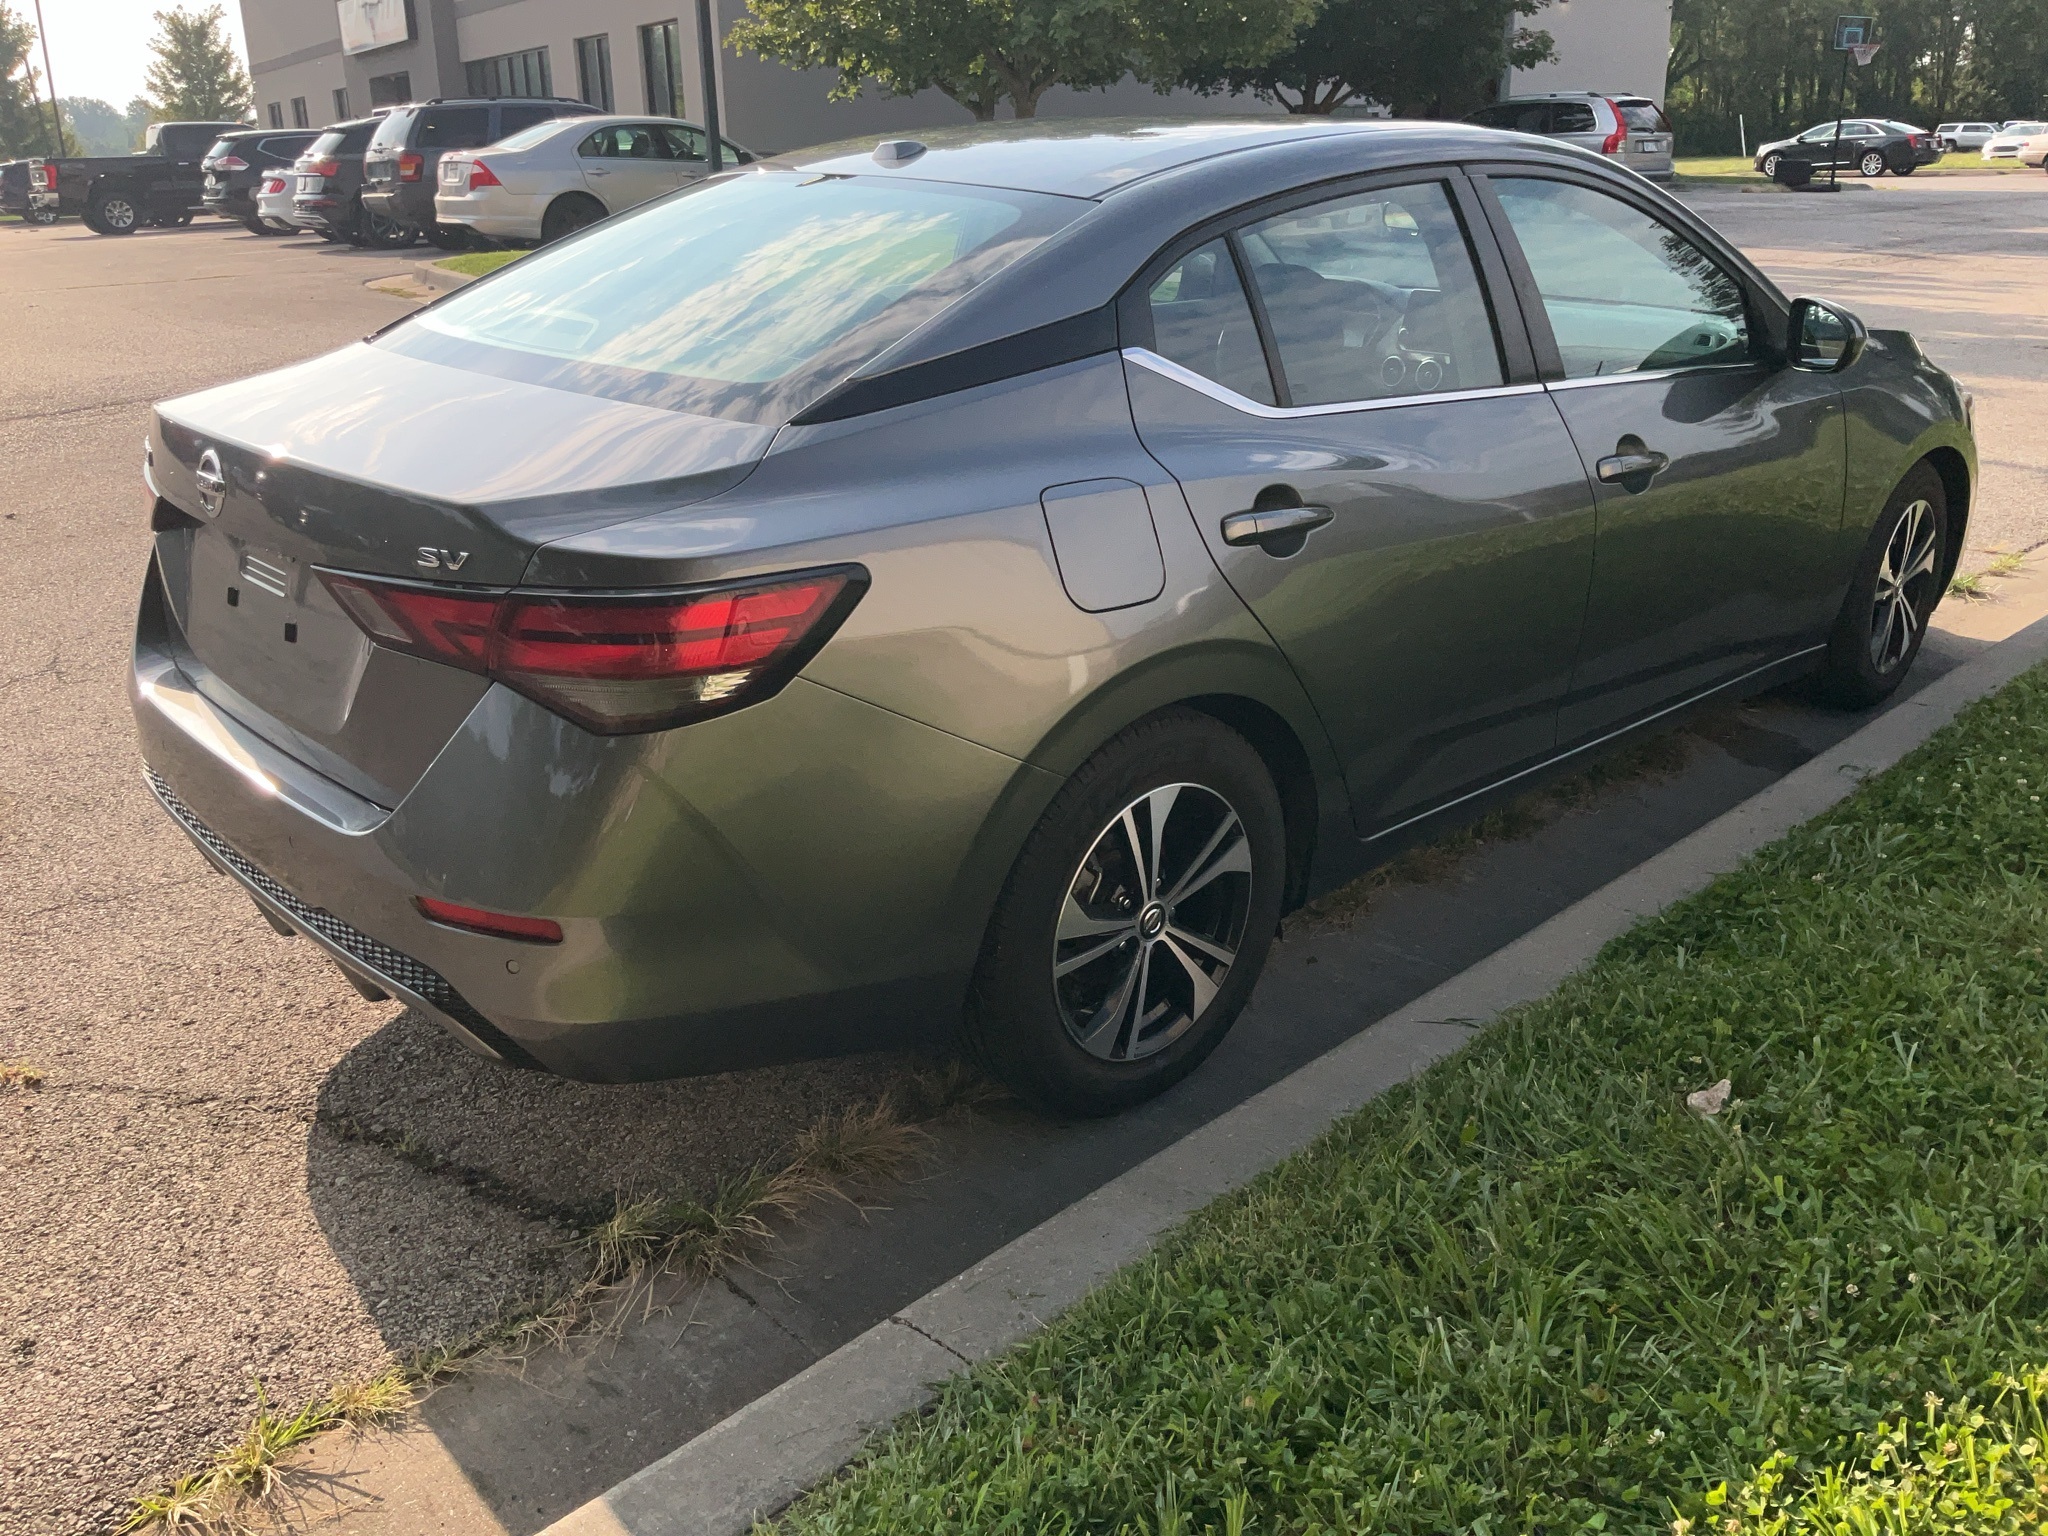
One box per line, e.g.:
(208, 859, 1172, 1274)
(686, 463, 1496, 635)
(133, 119, 1974, 1114)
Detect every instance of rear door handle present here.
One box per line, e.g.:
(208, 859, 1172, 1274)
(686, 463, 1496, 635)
(1596, 450, 1669, 485)
(1221, 503, 1333, 550)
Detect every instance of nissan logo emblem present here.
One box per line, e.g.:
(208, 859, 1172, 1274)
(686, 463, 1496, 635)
(195, 448, 226, 518)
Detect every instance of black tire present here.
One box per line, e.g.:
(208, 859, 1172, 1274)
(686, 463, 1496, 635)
(541, 193, 606, 243)
(1812, 462, 1948, 708)
(89, 190, 141, 234)
(1893, 160, 1917, 176)
(427, 222, 472, 251)
(244, 217, 284, 236)
(1860, 150, 1888, 177)
(1760, 152, 1782, 179)
(965, 709, 1286, 1116)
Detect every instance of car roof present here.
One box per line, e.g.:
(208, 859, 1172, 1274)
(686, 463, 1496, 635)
(771, 116, 1523, 200)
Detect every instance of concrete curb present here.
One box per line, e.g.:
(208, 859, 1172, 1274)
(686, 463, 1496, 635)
(543, 616, 2048, 1536)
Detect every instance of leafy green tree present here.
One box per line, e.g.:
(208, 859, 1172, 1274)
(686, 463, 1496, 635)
(1, 0, 58, 157)
(1180, 0, 1553, 117)
(142, 4, 250, 123)
(730, 0, 1320, 121)
(60, 96, 136, 154)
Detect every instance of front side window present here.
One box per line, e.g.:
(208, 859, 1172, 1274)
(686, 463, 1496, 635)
(1797, 123, 1839, 142)
(1493, 177, 1750, 378)
(384, 172, 1085, 422)
(1239, 182, 1503, 406)
(659, 124, 707, 160)
(1143, 239, 1275, 405)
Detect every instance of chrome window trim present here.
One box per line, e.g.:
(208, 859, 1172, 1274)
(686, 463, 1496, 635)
(1121, 346, 1544, 420)
(1543, 360, 1764, 391)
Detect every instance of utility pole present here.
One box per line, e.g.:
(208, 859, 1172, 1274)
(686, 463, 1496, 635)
(31, 0, 69, 155)
(694, 0, 723, 176)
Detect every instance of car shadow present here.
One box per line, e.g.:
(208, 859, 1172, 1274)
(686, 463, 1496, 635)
(303, 1005, 919, 1362)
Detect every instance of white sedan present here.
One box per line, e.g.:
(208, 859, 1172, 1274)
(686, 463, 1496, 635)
(434, 114, 753, 243)
(1983, 121, 2048, 160)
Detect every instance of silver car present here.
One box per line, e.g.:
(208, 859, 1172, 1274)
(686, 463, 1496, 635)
(1465, 93, 1675, 181)
(133, 121, 1973, 1114)
(434, 113, 753, 244)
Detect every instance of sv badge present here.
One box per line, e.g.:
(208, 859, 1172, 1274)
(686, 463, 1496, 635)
(416, 547, 472, 571)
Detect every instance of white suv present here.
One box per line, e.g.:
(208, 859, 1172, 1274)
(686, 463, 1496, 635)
(1934, 122, 1998, 152)
(1464, 93, 1675, 182)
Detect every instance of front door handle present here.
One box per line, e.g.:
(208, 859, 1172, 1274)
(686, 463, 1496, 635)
(1596, 449, 1669, 486)
(1221, 503, 1333, 551)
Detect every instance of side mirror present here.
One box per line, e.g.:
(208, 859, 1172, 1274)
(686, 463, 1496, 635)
(1788, 297, 1867, 373)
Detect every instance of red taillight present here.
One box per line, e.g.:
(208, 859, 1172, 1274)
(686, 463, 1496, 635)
(468, 158, 501, 190)
(415, 897, 562, 943)
(398, 151, 424, 182)
(318, 567, 868, 734)
(261, 176, 285, 193)
(308, 158, 340, 177)
(1600, 100, 1627, 155)
(32, 162, 55, 191)
(217, 154, 249, 171)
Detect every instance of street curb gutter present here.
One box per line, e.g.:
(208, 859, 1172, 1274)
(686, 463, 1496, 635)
(544, 616, 2048, 1536)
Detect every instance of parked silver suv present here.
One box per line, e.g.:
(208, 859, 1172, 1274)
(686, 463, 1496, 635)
(1466, 93, 1675, 182)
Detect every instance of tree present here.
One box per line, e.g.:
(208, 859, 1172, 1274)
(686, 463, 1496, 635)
(1181, 0, 1554, 117)
(60, 96, 135, 154)
(142, 4, 250, 123)
(1, 0, 56, 157)
(730, 0, 1320, 121)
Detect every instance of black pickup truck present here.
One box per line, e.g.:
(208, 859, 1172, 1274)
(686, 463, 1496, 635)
(28, 121, 246, 234)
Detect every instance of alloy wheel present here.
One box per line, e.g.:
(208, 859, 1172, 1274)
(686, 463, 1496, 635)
(1761, 153, 1781, 178)
(1052, 782, 1253, 1063)
(1860, 151, 1886, 177)
(101, 197, 137, 230)
(1870, 497, 1939, 673)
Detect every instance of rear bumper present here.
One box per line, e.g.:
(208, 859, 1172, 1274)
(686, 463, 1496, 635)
(433, 187, 545, 238)
(130, 556, 1047, 1080)
(361, 184, 435, 228)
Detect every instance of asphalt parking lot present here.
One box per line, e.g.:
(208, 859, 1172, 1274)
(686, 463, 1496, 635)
(3, 173, 2046, 1536)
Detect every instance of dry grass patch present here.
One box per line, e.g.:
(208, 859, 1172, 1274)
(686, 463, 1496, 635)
(0, 1059, 42, 1088)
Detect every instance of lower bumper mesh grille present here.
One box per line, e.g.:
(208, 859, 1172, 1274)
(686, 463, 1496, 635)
(145, 769, 544, 1070)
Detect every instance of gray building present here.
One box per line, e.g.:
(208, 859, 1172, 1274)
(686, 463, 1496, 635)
(248, 0, 1279, 149)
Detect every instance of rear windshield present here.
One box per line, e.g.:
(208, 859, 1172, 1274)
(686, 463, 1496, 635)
(205, 138, 237, 159)
(367, 110, 416, 151)
(491, 118, 572, 152)
(381, 171, 1087, 423)
(307, 130, 348, 157)
(1618, 101, 1672, 132)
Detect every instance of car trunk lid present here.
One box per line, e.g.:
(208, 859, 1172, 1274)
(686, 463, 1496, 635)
(148, 343, 777, 806)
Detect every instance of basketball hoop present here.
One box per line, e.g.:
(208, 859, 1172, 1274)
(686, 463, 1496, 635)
(1849, 41, 1881, 65)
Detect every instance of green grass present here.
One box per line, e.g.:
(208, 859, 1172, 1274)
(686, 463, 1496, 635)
(776, 663, 2048, 1536)
(434, 248, 526, 277)
(1676, 152, 2038, 184)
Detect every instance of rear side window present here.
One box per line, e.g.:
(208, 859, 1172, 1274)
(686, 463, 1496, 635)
(497, 104, 555, 136)
(417, 107, 493, 148)
(581, 124, 669, 159)
(1240, 182, 1502, 405)
(387, 171, 1085, 422)
(1493, 177, 1750, 378)
(1145, 240, 1276, 405)
(1549, 102, 1599, 133)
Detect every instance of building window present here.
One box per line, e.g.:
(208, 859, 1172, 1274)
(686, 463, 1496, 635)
(640, 20, 681, 117)
(266, 101, 283, 128)
(368, 71, 411, 106)
(332, 87, 350, 120)
(574, 34, 613, 111)
(465, 47, 552, 99)
(290, 96, 309, 127)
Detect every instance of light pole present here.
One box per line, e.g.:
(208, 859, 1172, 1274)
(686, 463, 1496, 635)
(694, 0, 723, 176)
(31, 0, 68, 155)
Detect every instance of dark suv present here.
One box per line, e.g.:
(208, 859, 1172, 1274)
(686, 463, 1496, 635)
(362, 97, 601, 246)
(201, 127, 319, 233)
(291, 118, 411, 247)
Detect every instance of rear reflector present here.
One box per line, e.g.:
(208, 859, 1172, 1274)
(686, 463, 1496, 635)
(319, 566, 868, 734)
(415, 896, 562, 943)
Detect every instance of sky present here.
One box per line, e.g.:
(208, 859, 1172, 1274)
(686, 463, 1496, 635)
(29, 0, 252, 110)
